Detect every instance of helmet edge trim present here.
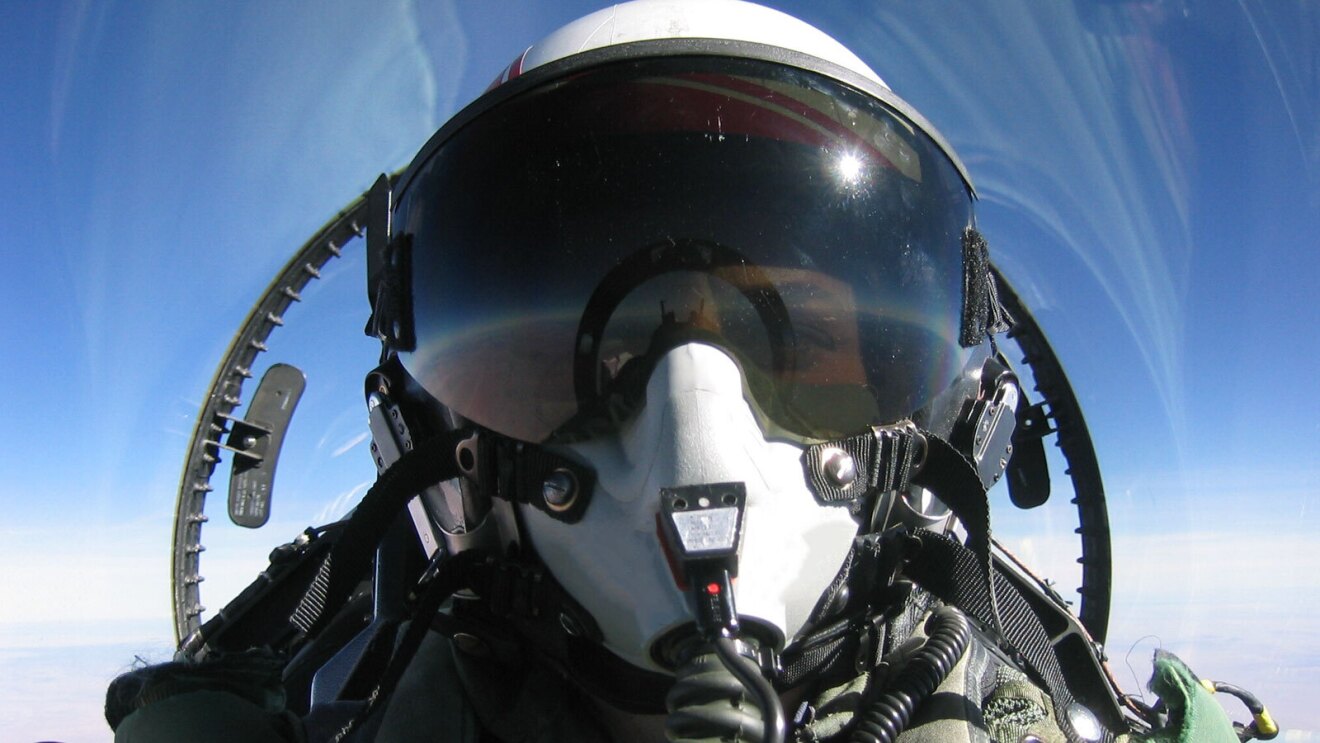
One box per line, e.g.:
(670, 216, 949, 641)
(394, 37, 976, 203)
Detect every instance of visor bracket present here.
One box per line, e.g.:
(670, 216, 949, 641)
(951, 358, 1019, 491)
(364, 173, 415, 352)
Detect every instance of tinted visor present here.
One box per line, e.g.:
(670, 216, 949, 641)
(397, 56, 974, 444)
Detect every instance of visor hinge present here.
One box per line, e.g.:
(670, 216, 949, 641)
(364, 174, 415, 353)
(951, 357, 1019, 491)
(364, 233, 415, 352)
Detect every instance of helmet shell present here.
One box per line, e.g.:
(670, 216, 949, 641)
(493, 0, 887, 90)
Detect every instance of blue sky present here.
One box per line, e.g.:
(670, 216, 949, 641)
(2, 1, 1317, 740)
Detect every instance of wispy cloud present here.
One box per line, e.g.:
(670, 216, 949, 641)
(315, 481, 373, 526)
(332, 431, 371, 458)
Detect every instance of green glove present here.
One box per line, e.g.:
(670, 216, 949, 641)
(1135, 649, 1239, 743)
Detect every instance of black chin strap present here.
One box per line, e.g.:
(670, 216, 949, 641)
(290, 428, 597, 640)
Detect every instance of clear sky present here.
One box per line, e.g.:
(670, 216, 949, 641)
(2, 1, 1317, 740)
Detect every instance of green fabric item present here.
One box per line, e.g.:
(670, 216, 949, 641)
(113, 690, 302, 743)
(982, 666, 1066, 743)
(1133, 650, 1239, 743)
(801, 612, 1074, 743)
(895, 632, 991, 743)
(799, 666, 872, 740)
(449, 634, 612, 743)
(106, 648, 288, 732)
(106, 648, 298, 742)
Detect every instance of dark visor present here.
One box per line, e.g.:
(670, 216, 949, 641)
(397, 55, 974, 444)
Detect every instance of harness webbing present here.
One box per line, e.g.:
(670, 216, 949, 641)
(909, 433, 1003, 638)
(328, 549, 485, 742)
(803, 427, 1002, 639)
(793, 425, 1129, 742)
(291, 430, 468, 637)
(905, 529, 1125, 742)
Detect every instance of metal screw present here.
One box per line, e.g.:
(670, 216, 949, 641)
(543, 469, 577, 512)
(827, 585, 850, 615)
(821, 447, 857, 487)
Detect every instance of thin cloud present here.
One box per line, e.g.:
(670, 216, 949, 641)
(332, 431, 371, 458)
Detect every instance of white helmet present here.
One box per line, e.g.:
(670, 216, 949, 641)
(367, 0, 1001, 723)
(497, 0, 886, 89)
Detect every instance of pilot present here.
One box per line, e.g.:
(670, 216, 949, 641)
(108, 2, 1259, 742)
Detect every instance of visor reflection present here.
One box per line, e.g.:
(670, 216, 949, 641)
(399, 56, 973, 444)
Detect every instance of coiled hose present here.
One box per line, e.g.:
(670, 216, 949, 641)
(665, 638, 786, 743)
(849, 606, 971, 743)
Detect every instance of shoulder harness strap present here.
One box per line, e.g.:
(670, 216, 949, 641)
(904, 528, 1130, 742)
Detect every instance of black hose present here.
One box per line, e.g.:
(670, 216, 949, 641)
(664, 639, 786, 743)
(849, 606, 971, 743)
(715, 636, 786, 743)
(1206, 681, 1278, 741)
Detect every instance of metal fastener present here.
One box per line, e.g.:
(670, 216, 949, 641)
(543, 469, 578, 512)
(821, 447, 857, 487)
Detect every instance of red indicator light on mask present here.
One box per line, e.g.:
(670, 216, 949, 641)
(706, 582, 721, 595)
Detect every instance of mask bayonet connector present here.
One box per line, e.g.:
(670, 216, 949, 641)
(364, 174, 415, 353)
(658, 483, 746, 638)
(658, 482, 786, 743)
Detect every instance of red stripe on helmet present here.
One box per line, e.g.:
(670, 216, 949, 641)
(486, 47, 532, 93)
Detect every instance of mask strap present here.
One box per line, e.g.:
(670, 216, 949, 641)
(803, 426, 1003, 638)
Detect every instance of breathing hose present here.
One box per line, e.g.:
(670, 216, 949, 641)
(849, 605, 971, 743)
(664, 636, 787, 743)
(716, 636, 787, 743)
